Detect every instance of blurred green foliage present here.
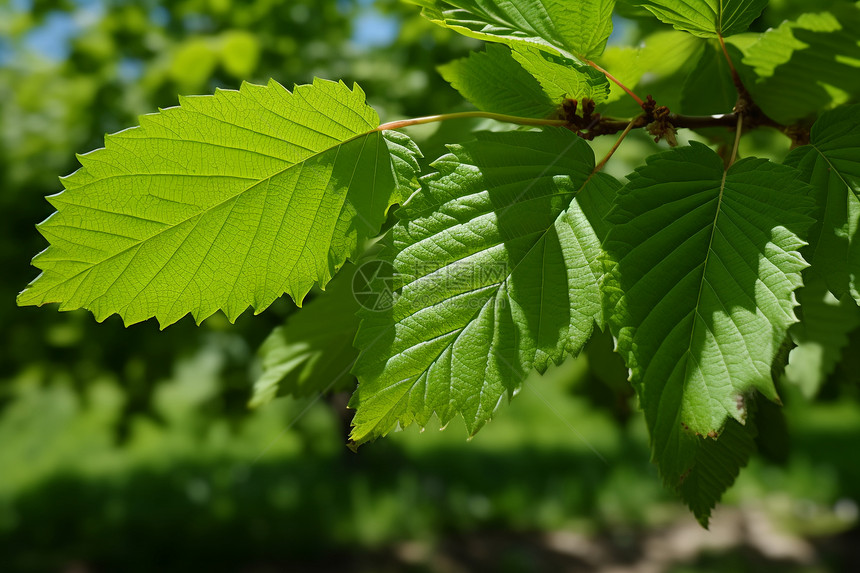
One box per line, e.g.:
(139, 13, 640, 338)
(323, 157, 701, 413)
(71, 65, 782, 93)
(1, 0, 860, 571)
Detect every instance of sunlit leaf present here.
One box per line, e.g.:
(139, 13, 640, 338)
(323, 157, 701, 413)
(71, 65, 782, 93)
(438, 44, 558, 118)
(511, 45, 611, 104)
(251, 264, 361, 407)
(438, 44, 610, 118)
(407, 0, 615, 60)
(630, 0, 768, 38)
(18, 79, 421, 327)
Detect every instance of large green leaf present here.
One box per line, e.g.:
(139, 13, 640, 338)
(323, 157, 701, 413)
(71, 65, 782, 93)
(510, 46, 611, 105)
(438, 44, 558, 118)
(784, 105, 860, 303)
(598, 29, 704, 112)
(407, 0, 615, 60)
(603, 142, 814, 523)
(251, 264, 361, 407)
(350, 128, 619, 445)
(631, 0, 768, 37)
(785, 271, 860, 399)
(17, 79, 421, 327)
(681, 41, 740, 115)
(438, 45, 609, 119)
(740, 6, 860, 124)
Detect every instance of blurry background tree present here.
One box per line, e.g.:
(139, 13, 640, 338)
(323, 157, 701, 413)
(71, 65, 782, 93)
(1, 1, 859, 571)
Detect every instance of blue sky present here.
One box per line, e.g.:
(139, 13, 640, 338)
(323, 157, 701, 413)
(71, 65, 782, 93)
(4, 0, 402, 64)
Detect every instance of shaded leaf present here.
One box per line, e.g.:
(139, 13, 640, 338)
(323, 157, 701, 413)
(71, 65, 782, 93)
(681, 41, 740, 115)
(603, 142, 815, 523)
(598, 29, 704, 112)
(251, 264, 361, 407)
(785, 271, 860, 399)
(740, 6, 860, 124)
(785, 105, 860, 303)
(350, 128, 619, 445)
(678, 416, 757, 526)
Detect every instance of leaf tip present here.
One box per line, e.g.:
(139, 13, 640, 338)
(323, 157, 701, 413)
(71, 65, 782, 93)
(15, 287, 36, 308)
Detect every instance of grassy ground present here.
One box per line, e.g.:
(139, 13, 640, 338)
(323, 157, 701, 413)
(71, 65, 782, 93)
(1, 337, 857, 572)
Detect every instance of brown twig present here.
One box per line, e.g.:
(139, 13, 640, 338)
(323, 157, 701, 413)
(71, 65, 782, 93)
(565, 109, 780, 141)
(729, 113, 744, 168)
(595, 118, 638, 172)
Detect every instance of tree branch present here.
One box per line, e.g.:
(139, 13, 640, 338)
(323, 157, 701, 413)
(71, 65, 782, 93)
(376, 103, 803, 147)
(575, 111, 785, 141)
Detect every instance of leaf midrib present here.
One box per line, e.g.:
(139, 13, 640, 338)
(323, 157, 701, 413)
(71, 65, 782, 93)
(678, 168, 729, 424)
(810, 143, 856, 196)
(434, 0, 578, 60)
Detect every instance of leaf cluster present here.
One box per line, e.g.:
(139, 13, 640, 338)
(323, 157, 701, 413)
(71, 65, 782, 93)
(17, 0, 860, 525)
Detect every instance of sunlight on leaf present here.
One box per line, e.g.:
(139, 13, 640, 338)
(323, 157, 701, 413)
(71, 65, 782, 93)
(18, 79, 421, 327)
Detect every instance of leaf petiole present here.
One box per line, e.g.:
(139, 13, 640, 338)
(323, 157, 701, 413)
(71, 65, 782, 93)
(377, 111, 568, 131)
(729, 113, 744, 167)
(594, 117, 638, 172)
(585, 60, 645, 107)
(717, 34, 747, 98)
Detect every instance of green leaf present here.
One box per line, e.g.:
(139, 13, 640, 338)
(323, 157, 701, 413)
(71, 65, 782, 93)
(785, 271, 860, 399)
(784, 105, 860, 303)
(251, 264, 361, 407)
(350, 128, 620, 445)
(220, 30, 261, 79)
(17, 79, 421, 327)
(631, 0, 768, 38)
(603, 142, 815, 523)
(510, 46, 611, 105)
(680, 41, 740, 115)
(407, 0, 615, 60)
(598, 29, 704, 111)
(438, 44, 558, 118)
(742, 8, 860, 78)
(439, 45, 609, 118)
(740, 6, 860, 124)
(678, 416, 757, 526)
